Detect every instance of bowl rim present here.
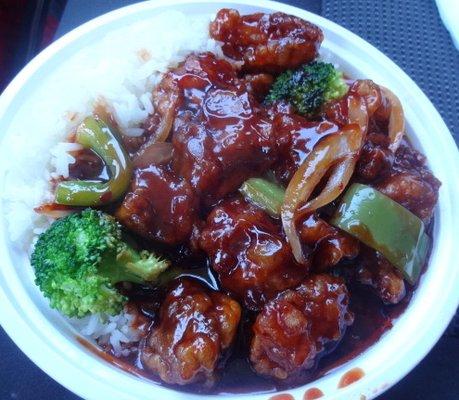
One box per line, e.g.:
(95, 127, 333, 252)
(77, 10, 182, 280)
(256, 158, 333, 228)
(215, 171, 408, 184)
(0, 1, 458, 399)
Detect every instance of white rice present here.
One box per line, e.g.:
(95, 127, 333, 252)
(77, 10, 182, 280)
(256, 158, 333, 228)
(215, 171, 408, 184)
(2, 10, 222, 351)
(70, 311, 142, 356)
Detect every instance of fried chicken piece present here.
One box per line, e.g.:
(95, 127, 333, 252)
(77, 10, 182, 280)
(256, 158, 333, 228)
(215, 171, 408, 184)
(355, 133, 395, 182)
(299, 214, 360, 272)
(210, 9, 323, 74)
(356, 137, 440, 222)
(200, 197, 307, 310)
(144, 53, 277, 207)
(353, 247, 406, 305)
(250, 274, 353, 380)
(376, 170, 439, 222)
(141, 279, 241, 386)
(116, 164, 198, 245)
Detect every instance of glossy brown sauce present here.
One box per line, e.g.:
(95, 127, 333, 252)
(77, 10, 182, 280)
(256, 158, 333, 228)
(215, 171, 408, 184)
(76, 277, 400, 396)
(63, 12, 438, 394)
(67, 109, 433, 397)
(88, 207, 432, 395)
(68, 148, 107, 181)
(46, 5, 441, 395)
(104, 260, 414, 395)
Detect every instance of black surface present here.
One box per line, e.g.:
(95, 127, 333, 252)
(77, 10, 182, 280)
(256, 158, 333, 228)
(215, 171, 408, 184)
(0, 326, 78, 400)
(322, 0, 458, 142)
(2, 0, 458, 399)
(53, 0, 322, 37)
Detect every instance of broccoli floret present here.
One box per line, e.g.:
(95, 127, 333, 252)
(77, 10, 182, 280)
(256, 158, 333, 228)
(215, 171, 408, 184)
(266, 61, 348, 116)
(31, 209, 169, 318)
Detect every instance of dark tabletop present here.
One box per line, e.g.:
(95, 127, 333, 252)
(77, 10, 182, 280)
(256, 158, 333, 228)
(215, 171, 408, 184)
(1, 0, 458, 399)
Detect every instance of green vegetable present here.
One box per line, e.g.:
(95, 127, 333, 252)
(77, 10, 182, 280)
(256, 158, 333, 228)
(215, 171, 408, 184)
(55, 116, 132, 206)
(31, 209, 169, 317)
(239, 178, 285, 217)
(266, 61, 348, 116)
(330, 183, 429, 284)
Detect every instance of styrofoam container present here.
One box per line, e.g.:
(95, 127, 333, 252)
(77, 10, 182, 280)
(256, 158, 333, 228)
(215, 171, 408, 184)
(0, 1, 458, 399)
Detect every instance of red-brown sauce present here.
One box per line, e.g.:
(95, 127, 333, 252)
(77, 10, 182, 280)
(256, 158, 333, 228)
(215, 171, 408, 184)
(75, 276, 409, 395)
(338, 367, 365, 388)
(304, 388, 324, 399)
(269, 394, 295, 400)
(67, 83, 433, 399)
(68, 148, 107, 181)
(106, 266, 413, 395)
(76, 337, 150, 380)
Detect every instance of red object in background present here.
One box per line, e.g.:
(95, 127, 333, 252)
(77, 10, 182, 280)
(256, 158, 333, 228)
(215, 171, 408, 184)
(0, 0, 65, 92)
(42, 14, 59, 48)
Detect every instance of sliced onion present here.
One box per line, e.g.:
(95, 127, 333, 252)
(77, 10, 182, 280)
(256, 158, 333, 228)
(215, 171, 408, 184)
(295, 149, 358, 222)
(347, 93, 369, 132)
(380, 86, 405, 152)
(282, 93, 368, 265)
(152, 101, 176, 144)
(351, 80, 382, 116)
(136, 89, 178, 158)
(281, 124, 364, 265)
(132, 142, 173, 169)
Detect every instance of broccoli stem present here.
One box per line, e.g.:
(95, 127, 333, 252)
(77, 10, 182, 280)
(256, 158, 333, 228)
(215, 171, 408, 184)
(99, 245, 169, 285)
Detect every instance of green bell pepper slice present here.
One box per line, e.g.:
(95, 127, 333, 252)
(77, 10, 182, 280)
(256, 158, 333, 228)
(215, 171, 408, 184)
(239, 178, 285, 218)
(330, 183, 429, 284)
(55, 116, 132, 206)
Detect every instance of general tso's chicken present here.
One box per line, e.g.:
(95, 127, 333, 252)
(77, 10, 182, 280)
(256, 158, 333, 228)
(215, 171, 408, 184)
(144, 52, 277, 206)
(141, 279, 241, 386)
(200, 197, 307, 310)
(377, 171, 439, 222)
(172, 86, 276, 206)
(352, 246, 406, 305)
(210, 9, 323, 74)
(116, 164, 198, 245)
(375, 141, 440, 222)
(299, 214, 360, 272)
(272, 112, 340, 184)
(355, 133, 394, 183)
(250, 274, 353, 380)
(37, 6, 442, 394)
(356, 136, 440, 222)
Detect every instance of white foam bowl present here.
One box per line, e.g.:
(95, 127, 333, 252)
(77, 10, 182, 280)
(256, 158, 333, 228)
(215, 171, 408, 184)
(0, 1, 458, 399)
